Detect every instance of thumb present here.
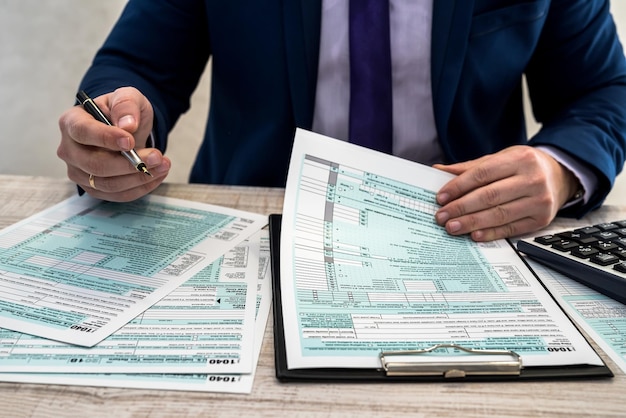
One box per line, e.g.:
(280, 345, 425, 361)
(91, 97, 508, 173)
(108, 88, 142, 134)
(117, 114, 138, 132)
(108, 87, 154, 149)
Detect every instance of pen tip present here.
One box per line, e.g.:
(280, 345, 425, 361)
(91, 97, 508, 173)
(137, 163, 152, 177)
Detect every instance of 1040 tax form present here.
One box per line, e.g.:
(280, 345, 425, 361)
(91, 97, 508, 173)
(278, 129, 604, 375)
(0, 194, 266, 347)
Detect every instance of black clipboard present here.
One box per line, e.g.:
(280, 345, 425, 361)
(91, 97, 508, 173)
(269, 214, 612, 382)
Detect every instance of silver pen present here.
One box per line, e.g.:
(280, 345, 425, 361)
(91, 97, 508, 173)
(76, 90, 152, 176)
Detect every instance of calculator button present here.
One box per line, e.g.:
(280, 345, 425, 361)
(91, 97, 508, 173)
(594, 231, 620, 241)
(612, 248, 626, 260)
(552, 240, 579, 251)
(577, 236, 599, 245)
(534, 234, 561, 245)
(571, 246, 599, 259)
(558, 231, 597, 244)
(591, 253, 620, 266)
(575, 226, 601, 235)
(614, 262, 626, 273)
(595, 223, 620, 231)
(594, 241, 619, 251)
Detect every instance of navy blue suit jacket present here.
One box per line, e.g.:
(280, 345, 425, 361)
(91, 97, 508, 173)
(80, 0, 626, 217)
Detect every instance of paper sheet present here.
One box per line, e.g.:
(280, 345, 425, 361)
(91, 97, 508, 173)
(0, 233, 260, 374)
(526, 259, 626, 373)
(0, 231, 272, 393)
(279, 129, 604, 370)
(0, 194, 267, 346)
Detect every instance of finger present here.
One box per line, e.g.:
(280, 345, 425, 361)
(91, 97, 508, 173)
(435, 175, 537, 225)
(107, 88, 142, 132)
(441, 196, 551, 238)
(60, 105, 135, 152)
(84, 175, 165, 203)
(62, 142, 156, 177)
(66, 146, 166, 180)
(436, 158, 517, 206)
(108, 87, 154, 148)
(441, 200, 518, 236)
(470, 216, 547, 242)
(72, 156, 171, 202)
(433, 160, 479, 176)
(83, 169, 161, 195)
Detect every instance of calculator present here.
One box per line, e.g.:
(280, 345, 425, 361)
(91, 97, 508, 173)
(516, 220, 626, 304)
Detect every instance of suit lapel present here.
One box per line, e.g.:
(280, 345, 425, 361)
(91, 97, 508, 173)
(282, 0, 321, 129)
(431, 0, 475, 146)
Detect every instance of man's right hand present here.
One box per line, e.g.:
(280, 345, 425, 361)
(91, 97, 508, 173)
(57, 87, 171, 202)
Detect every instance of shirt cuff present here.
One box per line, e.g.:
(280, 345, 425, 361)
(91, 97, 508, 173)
(536, 145, 596, 209)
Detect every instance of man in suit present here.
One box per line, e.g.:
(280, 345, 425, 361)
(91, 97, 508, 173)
(57, 0, 626, 241)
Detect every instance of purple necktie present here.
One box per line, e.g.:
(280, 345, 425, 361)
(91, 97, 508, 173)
(349, 0, 393, 154)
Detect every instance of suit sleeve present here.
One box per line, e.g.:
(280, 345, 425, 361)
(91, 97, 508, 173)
(77, 0, 211, 153)
(525, 0, 626, 217)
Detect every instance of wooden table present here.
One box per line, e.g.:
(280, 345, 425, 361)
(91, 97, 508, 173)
(1, 174, 626, 418)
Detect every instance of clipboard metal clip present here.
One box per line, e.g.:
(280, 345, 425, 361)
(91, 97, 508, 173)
(379, 343, 523, 378)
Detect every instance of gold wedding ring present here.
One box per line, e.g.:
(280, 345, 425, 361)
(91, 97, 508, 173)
(88, 173, 96, 190)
